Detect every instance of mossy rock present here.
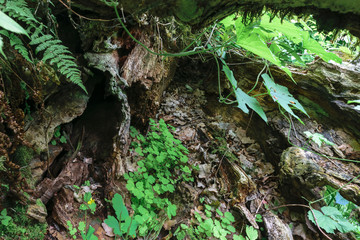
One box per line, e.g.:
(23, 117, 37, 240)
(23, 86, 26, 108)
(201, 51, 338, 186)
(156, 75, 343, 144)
(12, 145, 35, 167)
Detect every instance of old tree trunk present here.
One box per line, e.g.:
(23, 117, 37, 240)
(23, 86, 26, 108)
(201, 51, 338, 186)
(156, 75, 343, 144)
(1, 0, 360, 240)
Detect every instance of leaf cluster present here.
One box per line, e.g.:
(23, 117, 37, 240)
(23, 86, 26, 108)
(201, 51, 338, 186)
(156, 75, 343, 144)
(124, 119, 193, 236)
(174, 205, 258, 240)
(104, 193, 138, 238)
(0, 204, 47, 240)
(0, 0, 86, 92)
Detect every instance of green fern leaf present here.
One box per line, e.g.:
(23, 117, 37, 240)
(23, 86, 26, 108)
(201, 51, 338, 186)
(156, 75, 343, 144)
(29, 34, 53, 45)
(9, 33, 32, 62)
(35, 39, 62, 53)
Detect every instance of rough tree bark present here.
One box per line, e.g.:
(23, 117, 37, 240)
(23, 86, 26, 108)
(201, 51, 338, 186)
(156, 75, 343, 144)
(70, 0, 360, 37)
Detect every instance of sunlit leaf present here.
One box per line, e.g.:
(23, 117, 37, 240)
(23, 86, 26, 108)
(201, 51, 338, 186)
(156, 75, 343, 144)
(262, 73, 308, 123)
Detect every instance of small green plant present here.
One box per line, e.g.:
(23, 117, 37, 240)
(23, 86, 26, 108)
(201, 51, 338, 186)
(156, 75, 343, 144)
(174, 204, 258, 240)
(51, 126, 67, 145)
(0, 204, 47, 240)
(124, 119, 193, 236)
(67, 221, 98, 240)
(307, 206, 357, 234)
(0, 209, 12, 226)
(255, 214, 263, 223)
(304, 131, 335, 147)
(307, 186, 360, 236)
(104, 193, 138, 238)
(66, 181, 98, 240)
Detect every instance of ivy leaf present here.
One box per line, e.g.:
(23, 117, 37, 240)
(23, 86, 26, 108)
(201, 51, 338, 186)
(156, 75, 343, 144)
(222, 61, 267, 122)
(304, 131, 335, 147)
(262, 73, 308, 123)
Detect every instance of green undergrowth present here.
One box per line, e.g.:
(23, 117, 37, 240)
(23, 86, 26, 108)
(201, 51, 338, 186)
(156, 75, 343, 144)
(124, 118, 195, 236)
(0, 204, 47, 240)
(308, 185, 360, 237)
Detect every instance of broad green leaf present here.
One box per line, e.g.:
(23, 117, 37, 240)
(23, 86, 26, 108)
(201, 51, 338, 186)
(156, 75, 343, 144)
(307, 209, 337, 234)
(104, 216, 122, 236)
(321, 206, 342, 217)
(226, 225, 236, 233)
(127, 217, 139, 237)
(167, 203, 177, 219)
(260, 15, 303, 44)
(0, 10, 28, 36)
(86, 226, 98, 240)
(0, 36, 5, 58)
(112, 193, 129, 221)
(1, 209, 6, 216)
(220, 14, 236, 30)
(224, 212, 235, 222)
(301, 31, 342, 64)
(236, 29, 280, 67)
(304, 131, 335, 147)
(245, 225, 258, 240)
(262, 73, 308, 123)
(222, 62, 267, 122)
(335, 217, 357, 233)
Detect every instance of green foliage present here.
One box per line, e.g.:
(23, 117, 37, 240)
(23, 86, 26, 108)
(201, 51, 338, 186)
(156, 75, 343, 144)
(308, 206, 357, 234)
(220, 14, 341, 77)
(307, 186, 360, 235)
(67, 182, 98, 240)
(221, 60, 267, 122)
(262, 73, 308, 123)
(104, 193, 138, 238)
(67, 221, 98, 240)
(0, 209, 11, 226)
(233, 225, 258, 240)
(216, 13, 344, 123)
(124, 119, 193, 236)
(0, 0, 86, 92)
(0, 204, 47, 240)
(174, 205, 257, 240)
(304, 131, 335, 147)
(52, 126, 67, 145)
(12, 145, 34, 167)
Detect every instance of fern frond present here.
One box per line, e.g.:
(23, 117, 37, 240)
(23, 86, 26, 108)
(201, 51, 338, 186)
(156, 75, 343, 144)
(29, 34, 53, 45)
(0, 30, 32, 62)
(1, 0, 87, 92)
(9, 33, 32, 63)
(35, 39, 63, 54)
